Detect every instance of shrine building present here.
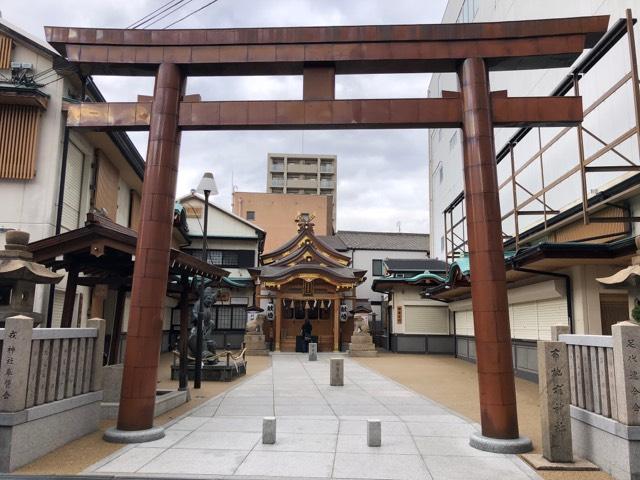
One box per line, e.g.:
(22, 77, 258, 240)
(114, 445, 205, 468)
(252, 216, 366, 352)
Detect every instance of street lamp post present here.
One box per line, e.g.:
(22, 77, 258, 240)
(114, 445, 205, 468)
(195, 172, 218, 389)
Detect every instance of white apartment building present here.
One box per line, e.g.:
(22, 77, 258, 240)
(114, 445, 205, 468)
(426, 0, 640, 379)
(0, 17, 146, 329)
(267, 153, 337, 229)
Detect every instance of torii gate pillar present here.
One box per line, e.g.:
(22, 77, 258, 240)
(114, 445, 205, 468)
(105, 63, 184, 442)
(460, 57, 531, 452)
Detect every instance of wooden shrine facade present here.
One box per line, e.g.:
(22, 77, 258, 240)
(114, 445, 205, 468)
(252, 217, 365, 352)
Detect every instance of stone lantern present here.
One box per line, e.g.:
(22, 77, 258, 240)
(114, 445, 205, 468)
(0, 230, 63, 326)
(597, 236, 640, 321)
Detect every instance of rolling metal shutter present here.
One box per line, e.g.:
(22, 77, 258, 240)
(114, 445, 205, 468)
(456, 297, 568, 340)
(60, 142, 84, 231)
(95, 155, 119, 221)
(405, 306, 449, 334)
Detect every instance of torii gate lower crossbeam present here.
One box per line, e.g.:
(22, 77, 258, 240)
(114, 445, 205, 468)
(46, 17, 610, 452)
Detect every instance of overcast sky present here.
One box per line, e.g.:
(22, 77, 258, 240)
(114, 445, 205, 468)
(1, 0, 446, 233)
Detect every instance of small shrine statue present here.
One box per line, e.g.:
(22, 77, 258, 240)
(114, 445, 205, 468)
(188, 286, 218, 363)
(353, 312, 370, 334)
(246, 312, 265, 334)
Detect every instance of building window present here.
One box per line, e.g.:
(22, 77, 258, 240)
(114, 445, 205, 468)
(214, 305, 247, 330)
(186, 249, 255, 268)
(372, 259, 384, 276)
(246, 211, 255, 221)
(0, 105, 40, 179)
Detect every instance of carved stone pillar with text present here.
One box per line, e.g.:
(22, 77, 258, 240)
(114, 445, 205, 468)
(612, 321, 640, 425)
(108, 63, 184, 441)
(459, 58, 531, 453)
(0, 315, 33, 412)
(538, 340, 573, 463)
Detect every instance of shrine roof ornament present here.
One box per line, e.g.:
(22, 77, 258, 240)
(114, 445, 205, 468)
(262, 217, 351, 266)
(253, 216, 365, 288)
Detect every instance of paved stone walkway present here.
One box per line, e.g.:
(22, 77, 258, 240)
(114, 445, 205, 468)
(89, 354, 540, 479)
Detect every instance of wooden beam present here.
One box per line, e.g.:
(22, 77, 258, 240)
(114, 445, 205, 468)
(60, 268, 78, 328)
(66, 96, 583, 130)
(44, 17, 609, 75)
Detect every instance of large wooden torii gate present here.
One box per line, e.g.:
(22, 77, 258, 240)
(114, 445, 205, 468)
(45, 16, 609, 449)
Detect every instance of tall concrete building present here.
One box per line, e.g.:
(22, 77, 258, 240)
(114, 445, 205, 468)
(423, 0, 640, 379)
(233, 191, 334, 252)
(267, 153, 337, 227)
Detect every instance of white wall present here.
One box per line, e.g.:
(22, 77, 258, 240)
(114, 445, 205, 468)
(351, 248, 429, 318)
(387, 286, 449, 335)
(0, 41, 64, 243)
(428, 0, 640, 259)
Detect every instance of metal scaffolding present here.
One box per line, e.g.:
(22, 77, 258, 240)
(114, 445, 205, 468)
(444, 11, 640, 261)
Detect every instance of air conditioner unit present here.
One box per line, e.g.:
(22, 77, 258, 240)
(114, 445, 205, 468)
(10, 62, 32, 71)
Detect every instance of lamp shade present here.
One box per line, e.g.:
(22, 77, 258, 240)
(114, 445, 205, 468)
(196, 172, 218, 195)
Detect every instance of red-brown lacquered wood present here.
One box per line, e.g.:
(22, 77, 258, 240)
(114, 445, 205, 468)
(459, 57, 519, 440)
(303, 66, 335, 100)
(63, 96, 583, 131)
(44, 16, 609, 76)
(45, 17, 608, 47)
(117, 63, 184, 432)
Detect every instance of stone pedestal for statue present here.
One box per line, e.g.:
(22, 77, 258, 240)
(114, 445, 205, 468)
(244, 333, 269, 356)
(349, 332, 377, 357)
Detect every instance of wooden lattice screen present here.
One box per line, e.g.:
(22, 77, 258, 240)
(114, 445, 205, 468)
(0, 34, 11, 69)
(0, 105, 39, 179)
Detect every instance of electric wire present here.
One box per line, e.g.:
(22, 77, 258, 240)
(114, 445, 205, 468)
(144, 0, 198, 29)
(126, 0, 184, 29)
(163, 0, 221, 29)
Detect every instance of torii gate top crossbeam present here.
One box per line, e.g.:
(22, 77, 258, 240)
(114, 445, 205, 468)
(45, 16, 609, 76)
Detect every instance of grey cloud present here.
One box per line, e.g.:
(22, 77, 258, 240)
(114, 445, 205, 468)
(1, 0, 445, 233)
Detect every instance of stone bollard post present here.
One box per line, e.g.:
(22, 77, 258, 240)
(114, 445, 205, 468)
(309, 342, 318, 361)
(538, 340, 573, 463)
(367, 419, 381, 447)
(0, 315, 34, 412)
(550, 325, 570, 342)
(330, 358, 344, 386)
(263, 416, 276, 444)
(612, 321, 640, 425)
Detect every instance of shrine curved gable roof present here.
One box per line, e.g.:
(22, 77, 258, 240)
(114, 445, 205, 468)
(261, 224, 350, 265)
(258, 263, 366, 283)
(270, 243, 345, 268)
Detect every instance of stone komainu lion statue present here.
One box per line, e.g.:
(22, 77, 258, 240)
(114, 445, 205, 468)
(246, 313, 265, 334)
(353, 313, 370, 335)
